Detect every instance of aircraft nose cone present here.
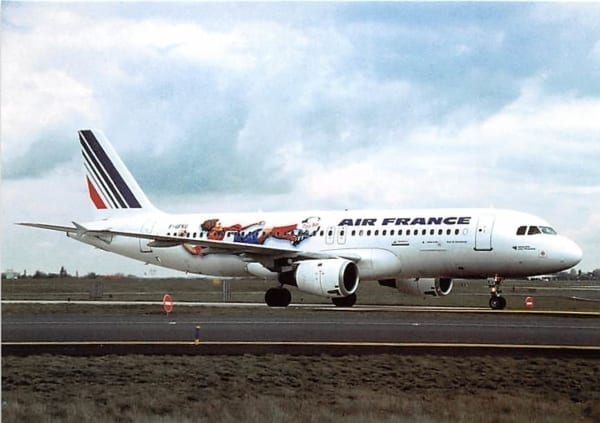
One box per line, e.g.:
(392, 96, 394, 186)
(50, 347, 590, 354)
(562, 239, 583, 268)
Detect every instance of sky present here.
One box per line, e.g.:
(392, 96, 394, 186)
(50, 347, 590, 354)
(2, 2, 600, 277)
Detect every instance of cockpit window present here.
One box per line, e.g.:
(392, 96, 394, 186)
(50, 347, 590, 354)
(540, 226, 557, 235)
(517, 225, 557, 236)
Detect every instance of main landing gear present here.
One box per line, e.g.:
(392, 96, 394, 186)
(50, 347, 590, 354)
(265, 287, 292, 307)
(488, 275, 507, 310)
(332, 293, 357, 307)
(264, 287, 357, 308)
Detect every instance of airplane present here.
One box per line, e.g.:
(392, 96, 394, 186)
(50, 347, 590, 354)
(19, 130, 583, 309)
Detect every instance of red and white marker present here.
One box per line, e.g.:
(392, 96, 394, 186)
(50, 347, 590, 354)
(525, 296, 534, 308)
(163, 294, 174, 314)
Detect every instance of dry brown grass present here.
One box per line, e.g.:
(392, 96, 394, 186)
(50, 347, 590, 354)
(3, 354, 599, 422)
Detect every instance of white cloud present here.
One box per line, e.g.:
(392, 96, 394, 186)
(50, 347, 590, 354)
(2, 3, 599, 273)
(531, 3, 600, 28)
(2, 64, 98, 161)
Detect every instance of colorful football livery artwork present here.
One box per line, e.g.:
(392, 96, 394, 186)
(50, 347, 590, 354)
(182, 216, 321, 256)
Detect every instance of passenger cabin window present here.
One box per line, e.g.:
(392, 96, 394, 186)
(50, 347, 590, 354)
(516, 226, 527, 235)
(528, 226, 541, 235)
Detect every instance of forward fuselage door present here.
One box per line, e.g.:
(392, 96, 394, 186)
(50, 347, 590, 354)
(474, 214, 495, 251)
(140, 220, 155, 253)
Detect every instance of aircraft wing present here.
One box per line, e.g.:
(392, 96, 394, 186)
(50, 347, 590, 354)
(17, 222, 361, 262)
(106, 228, 361, 262)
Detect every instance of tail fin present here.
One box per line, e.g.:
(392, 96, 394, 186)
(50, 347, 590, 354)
(78, 129, 156, 211)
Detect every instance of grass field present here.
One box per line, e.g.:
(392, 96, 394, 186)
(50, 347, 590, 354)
(2, 354, 599, 422)
(2, 277, 599, 422)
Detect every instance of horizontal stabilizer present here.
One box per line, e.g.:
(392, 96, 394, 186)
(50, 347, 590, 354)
(16, 222, 78, 233)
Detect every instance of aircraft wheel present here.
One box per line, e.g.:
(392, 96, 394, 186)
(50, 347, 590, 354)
(332, 293, 357, 307)
(489, 295, 506, 310)
(280, 288, 292, 307)
(499, 296, 507, 309)
(265, 287, 291, 307)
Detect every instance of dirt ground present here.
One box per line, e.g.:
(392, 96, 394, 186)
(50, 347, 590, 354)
(2, 354, 599, 422)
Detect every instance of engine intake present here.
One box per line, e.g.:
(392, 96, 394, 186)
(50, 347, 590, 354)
(279, 259, 359, 298)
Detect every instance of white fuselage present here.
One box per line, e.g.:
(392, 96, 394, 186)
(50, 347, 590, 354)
(72, 207, 582, 281)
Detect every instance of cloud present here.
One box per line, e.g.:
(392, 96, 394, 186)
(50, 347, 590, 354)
(2, 3, 599, 273)
(1, 64, 98, 163)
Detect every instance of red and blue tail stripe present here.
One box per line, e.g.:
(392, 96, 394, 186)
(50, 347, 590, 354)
(79, 130, 151, 210)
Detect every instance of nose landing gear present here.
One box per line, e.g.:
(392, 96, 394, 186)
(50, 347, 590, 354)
(488, 275, 507, 310)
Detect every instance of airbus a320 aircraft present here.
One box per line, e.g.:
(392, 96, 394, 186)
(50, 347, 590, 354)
(20, 130, 583, 309)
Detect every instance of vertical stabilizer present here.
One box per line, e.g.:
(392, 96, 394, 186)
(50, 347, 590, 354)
(78, 129, 156, 211)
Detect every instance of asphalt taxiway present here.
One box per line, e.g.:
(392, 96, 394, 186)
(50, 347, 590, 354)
(2, 303, 599, 356)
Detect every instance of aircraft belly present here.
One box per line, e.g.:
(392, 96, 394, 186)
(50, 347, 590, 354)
(183, 254, 249, 276)
(95, 236, 249, 277)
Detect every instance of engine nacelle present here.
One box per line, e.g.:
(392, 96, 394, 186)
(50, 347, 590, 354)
(280, 259, 359, 298)
(379, 277, 453, 297)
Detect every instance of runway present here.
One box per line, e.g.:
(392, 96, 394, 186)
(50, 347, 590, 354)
(3, 303, 599, 356)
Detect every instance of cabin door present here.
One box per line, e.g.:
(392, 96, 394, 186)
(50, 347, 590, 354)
(474, 215, 495, 251)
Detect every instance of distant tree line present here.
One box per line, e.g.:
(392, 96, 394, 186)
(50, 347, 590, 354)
(3, 268, 600, 281)
(1, 267, 136, 280)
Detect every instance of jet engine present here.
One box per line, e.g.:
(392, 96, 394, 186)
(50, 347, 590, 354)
(379, 277, 453, 297)
(279, 259, 359, 298)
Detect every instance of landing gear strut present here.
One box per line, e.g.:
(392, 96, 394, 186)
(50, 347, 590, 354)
(265, 287, 292, 307)
(488, 275, 507, 310)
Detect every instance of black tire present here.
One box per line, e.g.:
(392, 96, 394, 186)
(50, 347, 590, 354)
(265, 288, 291, 307)
(265, 288, 278, 307)
(280, 288, 292, 307)
(498, 296, 507, 309)
(489, 295, 506, 310)
(332, 293, 357, 307)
